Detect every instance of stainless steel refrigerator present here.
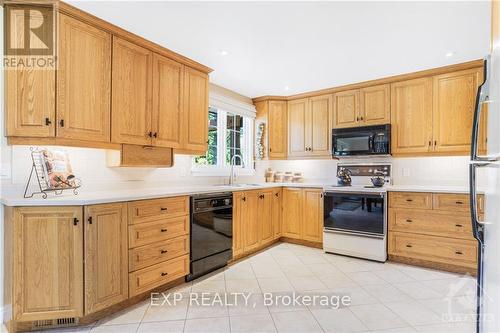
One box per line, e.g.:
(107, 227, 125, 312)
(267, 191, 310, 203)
(471, 5, 500, 332)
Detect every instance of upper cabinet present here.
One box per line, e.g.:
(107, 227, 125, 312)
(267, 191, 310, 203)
(4, 2, 211, 154)
(287, 95, 331, 158)
(58, 14, 112, 142)
(333, 84, 390, 129)
(112, 37, 153, 146)
(391, 68, 482, 156)
(182, 67, 209, 153)
(391, 78, 433, 155)
(432, 68, 482, 153)
(254, 99, 287, 159)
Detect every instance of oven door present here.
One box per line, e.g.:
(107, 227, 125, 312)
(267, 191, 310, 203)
(323, 192, 386, 238)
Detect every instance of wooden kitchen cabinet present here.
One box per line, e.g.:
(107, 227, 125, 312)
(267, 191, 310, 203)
(391, 77, 433, 155)
(5, 206, 83, 322)
(152, 54, 184, 148)
(333, 89, 359, 128)
(359, 84, 390, 126)
(232, 192, 245, 257)
(112, 37, 153, 146)
(243, 191, 261, 253)
(272, 188, 283, 239)
(57, 14, 112, 142)
(181, 67, 209, 153)
(268, 101, 288, 159)
(84, 203, 128, 315)
(5, 6, 55, 138)
(432, 68, 482, 154)
(288, 95, 331, 158)
(282, 188, 303, 239)
(260, 190, 274, 245)
(302, 189, 323, 243)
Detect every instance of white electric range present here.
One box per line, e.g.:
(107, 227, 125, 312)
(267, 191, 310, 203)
(322, 163, 391, 262)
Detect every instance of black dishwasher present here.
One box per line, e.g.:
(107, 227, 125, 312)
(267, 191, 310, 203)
(186, 192, 233, 281)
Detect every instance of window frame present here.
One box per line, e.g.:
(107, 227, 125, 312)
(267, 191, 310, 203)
(191, 107, 254, 177)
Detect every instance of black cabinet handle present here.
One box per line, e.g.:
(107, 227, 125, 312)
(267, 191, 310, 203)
(269, 148, 272, 152)
(160, 207, 168, 211)
(455, 201, 463, 205)
(428, 140, 432, 146)
(148, 132, 153, 138)
(161, 272, 168, 276)
(360, 116, 363, 121)
(275, 192, 279, 197)
(434, 140, 437, 146)
(160, 250, 168, 254)
(455, 251, 463, 255)
(242, 197, 246, 202)
(73, 218, 79, 226)
(88, 216, 93, 224)
(406, 244, 412, 248)
(153, 132, 158, 138)
(455, 224, 463, 227)
(160, 228, 168, 232)
(405, 219, 412, 223)
(45, 117, 51, 126)
(406, 199, 413, 202)
(59, 119, 64, 127)
(320, 193, 323, 198)
(356, 117, 359, 121)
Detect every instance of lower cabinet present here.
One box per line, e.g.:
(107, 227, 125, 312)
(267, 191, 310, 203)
(282, 187, 323, 243)
(5, 206, 83, 322)
(233, 188, 280, 258)
(84, 203, 129, 315)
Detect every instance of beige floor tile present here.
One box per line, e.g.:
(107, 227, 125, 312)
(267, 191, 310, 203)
(257, 277, 295, 293)
(421, 277, 477, 298)
(230, 313, 277, 333)
(90, 324, 139, 333)
(297, 254, 328, 264)
(372, 327, 417, 333)
(307, 262, 344, 276)
(226, 278, 262, 293)
(346, 271, 387, 285)
(45, 326, 94, 333)
(228, 293, 269, 317)
(413, 321, 475, 333)
(184, 317, 230, 333)
(384, 300, 441, 326)
(362, 283, 413, 304)
(418, 295, 476, 320)
(142, 298, 189, 323)
(281, 264, 315, 277)
(393, 281, 443, 300)
(373, 268, 415, 284)
(97, 302, 149, 325)
(186, 299, 228, 319)
(311, 308, 368, 332)
(288, 276, 328, 291)
(317, 272, 358, 289)
(271, 310, 323, 333)
(225, 262, 255, 280)
(396, 265, 461, 281)
(331, 286, 378, 306)
(191, 279, 226, 293)
(349, 303, 407, 331)
(136, 320, 184, 333)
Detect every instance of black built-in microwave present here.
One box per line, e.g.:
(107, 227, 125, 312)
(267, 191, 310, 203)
(332, 124, 391, 156)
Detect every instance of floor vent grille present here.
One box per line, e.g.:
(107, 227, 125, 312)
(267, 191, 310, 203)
(32, 317, 78, 330)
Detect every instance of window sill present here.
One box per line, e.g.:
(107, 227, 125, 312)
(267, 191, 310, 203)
(191, 167, 256, 177)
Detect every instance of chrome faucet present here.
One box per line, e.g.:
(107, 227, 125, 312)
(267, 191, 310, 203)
(229, 154, 244, 185)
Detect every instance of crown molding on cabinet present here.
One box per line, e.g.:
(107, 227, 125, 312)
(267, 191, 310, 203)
(252, 59, 484, 103)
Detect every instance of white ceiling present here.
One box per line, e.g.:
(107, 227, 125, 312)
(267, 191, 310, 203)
(69, 1, 491, 98)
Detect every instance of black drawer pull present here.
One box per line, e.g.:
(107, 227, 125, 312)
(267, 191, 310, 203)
(160, 207, 168, 211)
(405, 219, 412, 223)
(161, 272, 168, 276)
(455, 251, 463, 255)
(160, 250, 168, 254)
(406, 199, 413, 202)
(45, 117, 52, 125)
(455, 201, 463, 204)
(406, 244, 412, 248)
(275, 193, 279, 197)
(455, 224, 463, 228)
(160, 228, 168, 232)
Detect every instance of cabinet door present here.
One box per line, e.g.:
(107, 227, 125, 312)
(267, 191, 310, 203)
(84, 203, 128, 315)
(232, 192, 245, 258)
(57, 15, 111, 142)
(288, 98, 309, 158)
(309, 95, 332, 156)
(243, 191, 261, 252)
(259, 190, 274, 245)
(360, 84, 390, 126)
(433, 68, 482, 154)
(272, 188, 283, 239)
(268, 101, 287, 159)
(333, 90, 359, 129)
(6, 7, 55, 137)
(302, 189, 323, 243)
(182, 67, 209, 153)
(391, 78, 433, 155)
(12, 207, 83, 321)
(282, 188, 303, 239)
(112, 37, 153, 145)
(152, 54, 184, 148)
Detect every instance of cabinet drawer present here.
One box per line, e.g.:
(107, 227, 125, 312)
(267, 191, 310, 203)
(389, 192, 432, 209)
(128, 197, 189, 225)
(388, 232, 477, 268)
(432, 193, 470, 212)
(129, 216, 189, 248)
(388, 209, 473, 239)
(129, 235, 189, 272)
(129, 254, 189, 297)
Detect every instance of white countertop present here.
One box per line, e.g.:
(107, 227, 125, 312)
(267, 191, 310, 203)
(0, 182, 474, 207)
